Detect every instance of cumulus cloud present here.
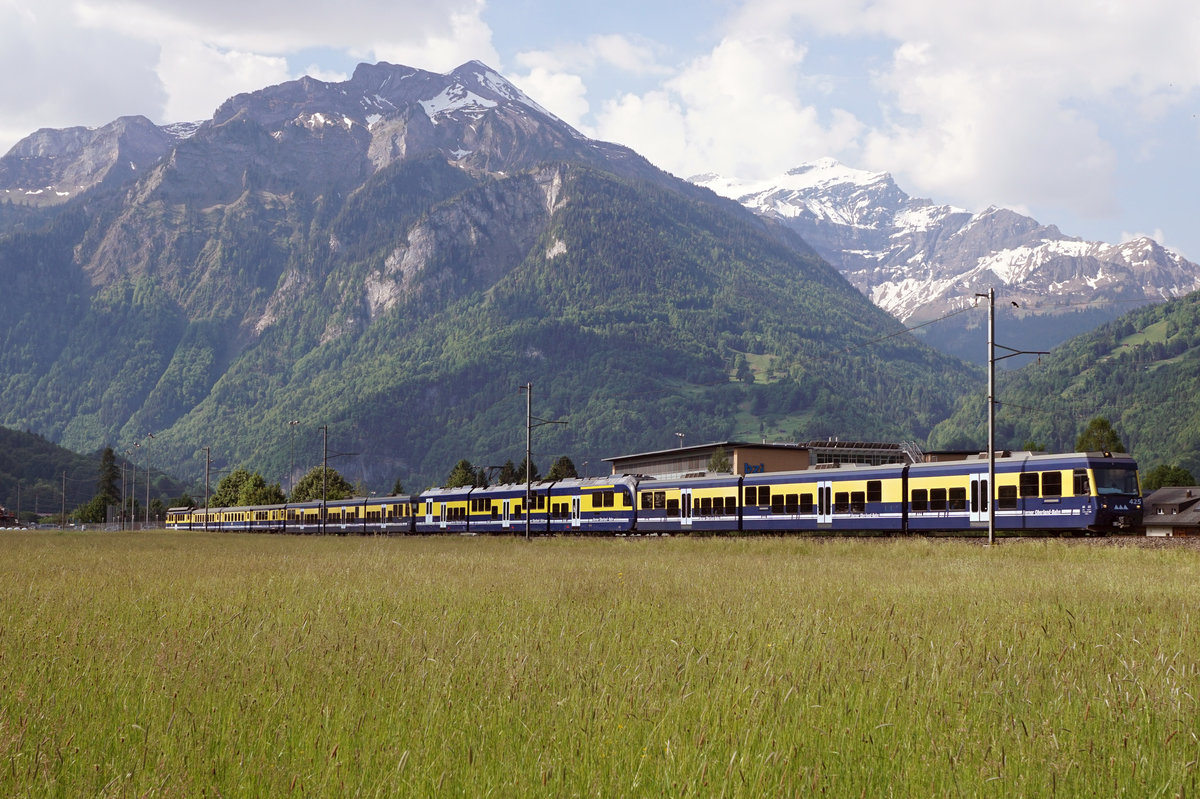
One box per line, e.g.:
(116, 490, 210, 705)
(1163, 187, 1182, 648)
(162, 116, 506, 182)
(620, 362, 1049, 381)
(592, 34, 863, 180)
(583, 0, 1200, 229)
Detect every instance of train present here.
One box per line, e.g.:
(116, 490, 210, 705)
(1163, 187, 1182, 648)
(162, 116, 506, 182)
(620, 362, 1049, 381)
(165, 450, 1143, 537)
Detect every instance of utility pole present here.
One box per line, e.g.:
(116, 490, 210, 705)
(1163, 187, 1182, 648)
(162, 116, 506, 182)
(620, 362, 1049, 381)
(975, 288, 1048, 545)
(522, 384, 532, 541)
(320, 425, 328, 536)
(288, 419, 299, 495)
(61, 471, 66, 530)
(203, 446, 210, 533)
(518, 383, 566, 541)
(145, 432, 154, 528)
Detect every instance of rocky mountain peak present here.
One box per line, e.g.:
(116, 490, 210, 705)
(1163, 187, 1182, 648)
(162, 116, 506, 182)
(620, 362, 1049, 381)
(694, 160, 1200, 328)
(0, 115, 178, 204)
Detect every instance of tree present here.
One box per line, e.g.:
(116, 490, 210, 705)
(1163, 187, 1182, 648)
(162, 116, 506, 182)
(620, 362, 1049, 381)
(290, 467, 355, 502)
(75, 494, 109, 524)
(445, 459, 477, 488)
(97, 447, 120, 507)
(515, 455, 540, 483)
(391, 478, 405, 496)
(1075, 417, 1126, 453)
(734, 353, 754, 383)
(496, 460, 520, 485)
(209, 468, 254, 508)
(237, 473, 286, 506)
(707, 446, 732, 473)
(1142, 464, 1196, 492)
(546, 455, 578, 481)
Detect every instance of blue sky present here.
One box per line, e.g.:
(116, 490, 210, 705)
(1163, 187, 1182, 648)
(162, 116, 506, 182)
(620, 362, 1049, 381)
(2, 0, 1198, 257)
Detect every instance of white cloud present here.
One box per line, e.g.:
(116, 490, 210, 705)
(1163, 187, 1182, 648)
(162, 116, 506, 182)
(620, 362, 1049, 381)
(0, 1, 165, 148)
(581, 0, 1200, 232)
(592, 34, 863, 180)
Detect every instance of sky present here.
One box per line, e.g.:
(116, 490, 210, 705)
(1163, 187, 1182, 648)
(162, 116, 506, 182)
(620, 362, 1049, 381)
(2, 0, 1198, 257)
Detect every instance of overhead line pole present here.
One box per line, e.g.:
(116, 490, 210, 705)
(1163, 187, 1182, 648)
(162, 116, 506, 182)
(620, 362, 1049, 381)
(519, 383, 567, 542)
(976, 287, 1049, 546)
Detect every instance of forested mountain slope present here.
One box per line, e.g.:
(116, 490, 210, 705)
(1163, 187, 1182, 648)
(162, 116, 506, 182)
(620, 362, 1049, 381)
(929, 292, 1200, 475)
(0, 62, 977, 491)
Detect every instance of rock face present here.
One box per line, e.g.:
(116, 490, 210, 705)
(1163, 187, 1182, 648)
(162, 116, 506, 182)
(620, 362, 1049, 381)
(694, 159, 1200, 324)
(0, 116, 188, 203)
(0, 62, 974, 490)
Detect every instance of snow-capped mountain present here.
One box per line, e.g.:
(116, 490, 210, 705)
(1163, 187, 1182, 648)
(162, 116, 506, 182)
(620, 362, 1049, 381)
(694, 159, 1200, 325)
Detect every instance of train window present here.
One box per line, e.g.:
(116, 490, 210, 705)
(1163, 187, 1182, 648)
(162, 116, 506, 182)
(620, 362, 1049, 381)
(912, 489, 928, 512)
(1043, 471, 1062, 497)
(1073, 470, 1089, 496)
(641, 493, 653, 510)
(725, 497, 737, 514)
(867, 481, 882, 504)
(785, 494, 799, 514)
(834, 492, 850, 513)
(623, 492, 632, 507)
(930, 488, 947, 511)
(850, 491, 865, 513)
(654, 491, 666, 510)
(601, 492, 615, 508)
(949, 487, 967, 510)
(771, 494, 785, 514)
(700, 497, 712, 515)
(666, 498, 679, 517)
(800, 493, 814, 514)
(998, 485, 1018, 509)
(1019, 473, 1039, 497)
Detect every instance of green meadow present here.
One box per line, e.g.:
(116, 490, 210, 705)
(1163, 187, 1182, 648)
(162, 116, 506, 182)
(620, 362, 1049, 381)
(2, 532, 1199, 796)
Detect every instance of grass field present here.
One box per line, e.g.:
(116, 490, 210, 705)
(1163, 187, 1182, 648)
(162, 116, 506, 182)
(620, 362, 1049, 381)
(2, 531, 1199, 796)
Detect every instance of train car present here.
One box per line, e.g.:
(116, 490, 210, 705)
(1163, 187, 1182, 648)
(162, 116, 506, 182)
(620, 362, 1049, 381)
(635, 475, 740, 534)
(462, 482, 535, 535)
(543, 477, 638, 535)
(740, 463, 907, 534)
(165, 506, 194, 530)
(905, 451, 1141, 534)
(416, 486, 473, 534)
(364, 495, 417, 534)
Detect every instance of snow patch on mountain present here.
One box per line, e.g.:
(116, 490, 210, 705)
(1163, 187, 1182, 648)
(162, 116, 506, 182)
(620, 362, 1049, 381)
(693, 160, 1200, 324)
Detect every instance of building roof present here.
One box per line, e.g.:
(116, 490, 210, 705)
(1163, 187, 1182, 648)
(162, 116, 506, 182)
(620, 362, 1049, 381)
(1144, 487, 1200, 528)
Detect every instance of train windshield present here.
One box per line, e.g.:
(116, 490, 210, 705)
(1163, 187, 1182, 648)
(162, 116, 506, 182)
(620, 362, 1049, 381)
(1092, 467, 1140, 496)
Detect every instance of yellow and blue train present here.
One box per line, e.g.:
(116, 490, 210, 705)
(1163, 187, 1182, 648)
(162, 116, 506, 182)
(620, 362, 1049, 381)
(166, 450, 1142, 536)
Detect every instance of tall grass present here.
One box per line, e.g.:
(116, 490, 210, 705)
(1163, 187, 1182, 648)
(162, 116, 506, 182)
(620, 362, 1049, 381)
(1, 532, 1199, 796)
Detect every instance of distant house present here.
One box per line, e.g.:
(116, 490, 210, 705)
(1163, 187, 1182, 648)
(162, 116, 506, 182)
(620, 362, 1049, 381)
(1143, 487, 1200, 537)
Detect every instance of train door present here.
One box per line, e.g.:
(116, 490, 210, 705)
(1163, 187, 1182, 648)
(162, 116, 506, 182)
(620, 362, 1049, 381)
(570, 496, 582, 529)
(817, 480, 834, 525)
(502, 500, 511, 531)
(680, 488, 693, 528)
(970, 474, 988, 524)
(439, 502, 447, 530)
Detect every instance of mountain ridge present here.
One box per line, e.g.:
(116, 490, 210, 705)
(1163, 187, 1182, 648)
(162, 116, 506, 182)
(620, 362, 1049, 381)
(0, 62, 976, 492)
(692, 160, 1200, 339)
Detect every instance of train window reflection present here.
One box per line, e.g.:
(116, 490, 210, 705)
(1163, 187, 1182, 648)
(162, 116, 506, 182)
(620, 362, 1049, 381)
(1093, 468, 1139, 495)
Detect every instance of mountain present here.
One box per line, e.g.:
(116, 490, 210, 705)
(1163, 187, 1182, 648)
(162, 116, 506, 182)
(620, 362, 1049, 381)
(0, 62, 976, 493)
(693, 160, 1200, 364)
(928, 291, 1200, 476)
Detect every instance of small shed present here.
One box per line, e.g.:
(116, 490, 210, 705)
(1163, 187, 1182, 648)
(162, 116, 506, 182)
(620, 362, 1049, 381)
(1142, 487, 1200, 537)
